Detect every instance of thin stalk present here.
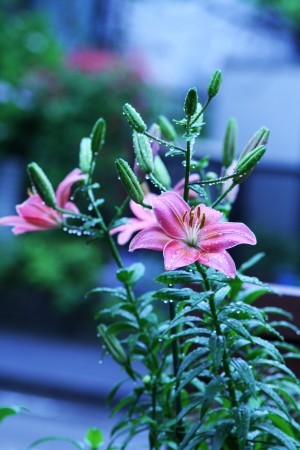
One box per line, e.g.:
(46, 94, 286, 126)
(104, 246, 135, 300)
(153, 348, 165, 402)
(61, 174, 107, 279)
(109, 195, 130, 228)
(88, 188, 160, 446)
(183, 117, 193, 202)
(190, 97, 211, 126)
(211, 181, 237, 209)
(196, 262, 238, 408)
(169, 301, 184, 443)
(144, 131, 186, 154)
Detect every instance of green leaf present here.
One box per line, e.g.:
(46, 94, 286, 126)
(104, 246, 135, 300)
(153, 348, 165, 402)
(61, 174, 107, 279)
(236, 287, 270, 304)
(0, 405, 27, 422)
(251, 336, 285, 363)
(214, 285, 231, 307)
(177, 347, 209, 377)
(26, 437, 85, 449)
(230, 358, 256, 397)
(155, 270, 201, 285)
(254, 359, 298, 383)
(106, 378, 129, 405)
(224, 318, 253, 341)
(258, 384, 292, 417)
(236, 273, 271, 290)
(188, 184, 208, 200)
(212, 421, 234, 450)
(262, 307, 293, 321)
(165, 148, 186, 157)
(256, 423, 298, 450)
(233, 405, 250, 446)
(266, 407, 300, 438)
(116, 263, 145, 286)
(87, 287, 127, 299)
(177, 362, 210, 392)
(152, 287, 193, 301)
(111, 395, 133, 417)
(238, 252, 265, 272)
(209, 334, 225, 373)
(200, 378, 223, 419)
(85, 427, 103, 448)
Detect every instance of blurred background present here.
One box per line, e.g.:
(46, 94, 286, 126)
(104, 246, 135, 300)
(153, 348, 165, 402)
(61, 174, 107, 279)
(0, 0, 300, 448)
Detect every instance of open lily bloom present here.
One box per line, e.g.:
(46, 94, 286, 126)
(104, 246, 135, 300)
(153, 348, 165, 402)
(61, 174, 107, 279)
(111, 174, 201, 245)
(129, 191, 256, 278)
(110, 193, 157, 245)
(0, 169, 85, 234)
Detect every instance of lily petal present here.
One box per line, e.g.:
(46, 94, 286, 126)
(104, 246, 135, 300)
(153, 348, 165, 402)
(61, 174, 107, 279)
(129, 194, 157, 221)
(17, 195, 61, 227)
(200, 222, 256, 252)
(111, 219, 150, 245)
(129, 226, 170, 252)
(55, 169, 86, 209)
(163, 240, 201, 270)
(152, 192, 188, 239)
(197, 250, 236, 278)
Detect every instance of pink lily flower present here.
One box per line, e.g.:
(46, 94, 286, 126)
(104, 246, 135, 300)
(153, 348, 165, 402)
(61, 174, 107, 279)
(129, 191, 256, 278)
(111, 174, 201, 245)
(110, 193, 158, 245)
(0, 169, 86, 235)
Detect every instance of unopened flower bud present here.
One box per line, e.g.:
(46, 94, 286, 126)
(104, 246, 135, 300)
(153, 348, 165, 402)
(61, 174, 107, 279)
(235, 145, 266, 183)
(79, 138, 93, 174)
(133, 131, 153, 174)
(97, 324, 128, 365)
(240, 126, 270, 159)
(157, 115, 177, 141)
(222, 118, 237, 168)
(184, 87, 198, 117)
(207, 69, 222, 99)
(153, 156, 171, 189)
(91, 118, 106, 153)
(115, 158, 144, 204)
(27, 162, 56, 208)
(123, 103, 147, 133)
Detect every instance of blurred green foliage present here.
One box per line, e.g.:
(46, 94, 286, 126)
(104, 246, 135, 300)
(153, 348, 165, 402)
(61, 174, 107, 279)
(248, 0, 300, 32)
(0, 4, 162, 320)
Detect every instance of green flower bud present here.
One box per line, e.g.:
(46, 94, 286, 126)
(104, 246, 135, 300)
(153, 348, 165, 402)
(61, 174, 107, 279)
(27, 162, 56, 208)
(132, 131, 153, 174)
(98, 324, 128, 366)
(184, 87, 198, 117)
(115, 158, 144, 204)
(123, 103, 147, 133)
(157, 115, 177, 141)
(79, 137, 93, 174)
(235, 145, 266, 183)
(91, 118, 106, 153)
(240, 126, 270, 160)
(153, 156, 171, 189)
(222, 118, 237, 168)
(207, 69, 222, 98)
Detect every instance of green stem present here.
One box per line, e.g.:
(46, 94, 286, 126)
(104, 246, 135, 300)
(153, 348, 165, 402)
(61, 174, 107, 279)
(190, 97, 211, 126)
(210, 181, 237, 209)
(196, 262, 238, 408)
(169, 301, 184, 443)
(109, 195, 130, 228)
(189, 172, 236, 185)
(144, 131, 186, 154)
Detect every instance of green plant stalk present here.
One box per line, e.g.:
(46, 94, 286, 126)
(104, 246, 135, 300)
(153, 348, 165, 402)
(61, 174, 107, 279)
(211, 181, 237, 209)
(144, 131, 186, 154)
(169, 300, 184, 444)
(183, 118, 193, 202)
(87, 187, 162, 446)
(190, 98, 211, 126)
(196, 262, 238, 409)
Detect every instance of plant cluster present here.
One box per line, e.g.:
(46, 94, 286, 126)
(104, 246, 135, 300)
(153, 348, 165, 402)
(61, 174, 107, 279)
(1, 70, 299, 449)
